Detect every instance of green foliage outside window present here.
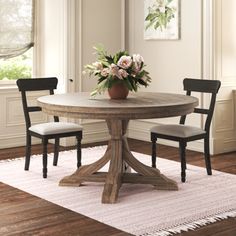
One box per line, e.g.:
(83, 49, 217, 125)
(0, 50, 32, 80)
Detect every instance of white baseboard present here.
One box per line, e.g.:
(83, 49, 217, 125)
(0, 134, 41, 149)
(212, 137, 236, 154)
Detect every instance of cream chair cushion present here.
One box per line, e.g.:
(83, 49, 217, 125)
(29, 122, 83, 135)
(151, 124, 206, 138)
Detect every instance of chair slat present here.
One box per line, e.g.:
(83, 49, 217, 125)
(28, 106, 42, 112)
(17, 77, 58, 91)
(194, 108, 209, 114)
(183, 78, 221, 93)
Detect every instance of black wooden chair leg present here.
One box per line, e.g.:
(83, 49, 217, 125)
(42, 139, 48, 178)
(76, 136, 82, 168)
(204, 137, 212, 175)
(25, 134, 31, 171)
(53, 138, 60, 166)
(179, 142, 187, 171)
(151, 135, 157, 168)
(179, 142, 187, 182)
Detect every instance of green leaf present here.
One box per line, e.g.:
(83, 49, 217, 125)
(98, 77, 107, 83)
(85, 64, 95, 70)
(145, 18, 157, 30)
(154, 21, 160, 30)
(123, 79, 133, 91)
(145, 13, 157, 21)
(101, 61, 110, 67)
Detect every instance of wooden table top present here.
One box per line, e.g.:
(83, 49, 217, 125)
(38, 92, 198, 120)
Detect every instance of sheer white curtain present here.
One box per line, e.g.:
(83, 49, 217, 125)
(0, 0, 35, 59)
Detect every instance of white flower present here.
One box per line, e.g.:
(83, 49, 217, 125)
(133, 54, 144, 64)
(101, 68, 110, 77)
(133, 54, 144, 71)
(118, 69, 128, 79)
(92, 62, 103, 70)
(117, 56, 132, 69)
(110, 63, 120, 78)
(159, 6, 166, 13)
(141, 75, 148, 83)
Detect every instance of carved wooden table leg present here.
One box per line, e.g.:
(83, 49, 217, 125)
(59, 119, 177, 203)
(101, 119, 128, 203)
(122, 138, 178, 190)
(59, 142, 112, 186)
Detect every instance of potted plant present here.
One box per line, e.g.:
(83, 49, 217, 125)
(84, 45, 151, 99)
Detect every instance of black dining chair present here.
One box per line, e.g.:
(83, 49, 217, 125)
(150, 78, 221, 182)
(17, 77, 83, 178)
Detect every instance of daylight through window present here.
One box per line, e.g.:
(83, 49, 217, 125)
(0, 0, 35, 81)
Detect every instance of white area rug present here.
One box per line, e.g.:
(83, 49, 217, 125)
(0, 146, 236, 236)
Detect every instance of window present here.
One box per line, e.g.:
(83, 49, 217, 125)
(0, 49, 32, 81)
(0, 0, 35, 81)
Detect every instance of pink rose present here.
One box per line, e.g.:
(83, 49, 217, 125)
(110, 64, 121, 78)
(101, 68, 110, 77)
(118, 69, 128, 79)
(117, 56, 132, 69)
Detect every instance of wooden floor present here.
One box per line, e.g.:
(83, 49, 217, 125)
(0, 139, 236, 236)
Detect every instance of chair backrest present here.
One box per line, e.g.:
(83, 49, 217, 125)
(180, 78, 221, 133)
(17, 77, 59, 130)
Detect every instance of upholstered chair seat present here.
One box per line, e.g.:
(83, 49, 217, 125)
(29, 122, 82, 135)
(150, 125, 206, 139)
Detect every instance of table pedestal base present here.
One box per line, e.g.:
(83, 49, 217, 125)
(59, 120, 178, 203)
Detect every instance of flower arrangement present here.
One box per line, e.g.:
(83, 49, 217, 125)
(145, 0, 176, 31)
(84, 45, 151, 96)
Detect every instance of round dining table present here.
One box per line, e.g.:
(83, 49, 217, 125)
(38, 92, 198, 203)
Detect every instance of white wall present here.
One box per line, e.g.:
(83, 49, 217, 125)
(39, 0, 69, 93)
(127, 0, 202, 93)
(35, 0, 125, 145)
(40, 0, 124, 144)
(126, 0, 236, 154)
(212, 0, 236, 153)
(126, 0, 204, 152)
(79, 0, 124, 92)
(74, 0, 124, 144)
